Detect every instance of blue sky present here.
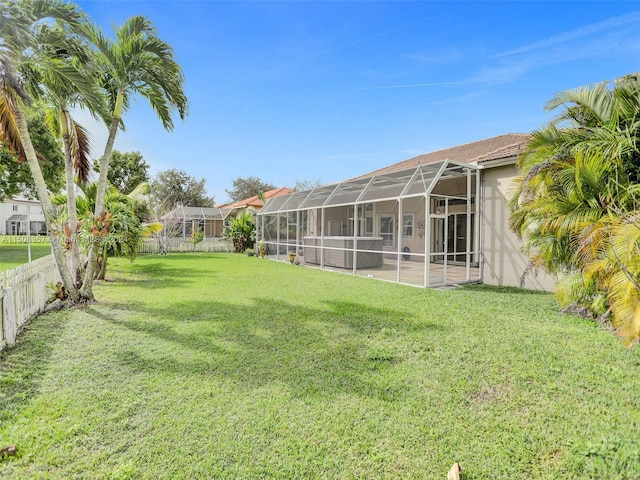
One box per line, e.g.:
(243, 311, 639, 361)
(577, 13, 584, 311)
(75, 1, 640, 203)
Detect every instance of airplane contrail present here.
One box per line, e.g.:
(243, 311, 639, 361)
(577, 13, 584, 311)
(355, 80, 483, 91)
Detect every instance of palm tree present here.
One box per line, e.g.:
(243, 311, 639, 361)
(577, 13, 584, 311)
(510, 75, 640, 343)
(28, 23, 108, 289)
(80, 16, 188, 299)
(53, 181, 159, 281)
(77, 183, 141, 280)
(0, 0, 89, 302)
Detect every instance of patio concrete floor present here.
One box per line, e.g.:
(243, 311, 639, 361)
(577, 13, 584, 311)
(273, 255, 480, 288)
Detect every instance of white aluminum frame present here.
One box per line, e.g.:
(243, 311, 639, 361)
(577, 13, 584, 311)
(258, 160, 479, 287)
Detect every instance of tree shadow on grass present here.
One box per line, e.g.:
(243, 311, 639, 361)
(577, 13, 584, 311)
(102, 261, 219, 291)
(461, 283, 552, 296)
(119, 253, 228, 278)
(86, 297, 445, 401)
(0, 310, 69, 426)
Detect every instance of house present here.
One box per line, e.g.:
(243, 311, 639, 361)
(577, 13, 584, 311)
(160, 205, 226, 239)
(257, 134, 555, 291)
(0, 197, 47, 236)
(218, 187, 294, 219)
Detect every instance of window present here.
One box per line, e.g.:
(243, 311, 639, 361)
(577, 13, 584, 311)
(364, 203, 374, 237)
(347, 205, 373, 237)
(287, 211, 297, 239)
(379, 215, 394, 247)
(365, 216, 373, 236)
(402, 214, 414, 238)
(12, 205, 18, 211)
(435, 197, 475, 207)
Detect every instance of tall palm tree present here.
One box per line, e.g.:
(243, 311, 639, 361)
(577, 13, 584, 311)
(510, 75, 640, 343)
(0, 0, 89, 302)
(27, 23, 109, 289)
(79, 15, 188, 299)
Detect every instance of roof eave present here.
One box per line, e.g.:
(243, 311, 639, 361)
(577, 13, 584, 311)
(475, 155, 518, 170)
(4, 197, 42, 206)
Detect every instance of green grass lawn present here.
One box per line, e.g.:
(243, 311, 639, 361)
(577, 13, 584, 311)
(0, 236, 52, 272)
(1, 253, 640, 479)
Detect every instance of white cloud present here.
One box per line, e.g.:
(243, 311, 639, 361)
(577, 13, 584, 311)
(468, 60, 534, 85)
(358, 10, 640, 94)
(495, 11, 640, 58)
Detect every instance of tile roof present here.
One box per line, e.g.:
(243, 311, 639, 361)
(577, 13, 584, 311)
(354, 133, 530, 179)
(218, 187, 294, 210)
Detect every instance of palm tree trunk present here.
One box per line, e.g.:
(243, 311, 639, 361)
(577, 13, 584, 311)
(80, 104, 121, 298)
(95, 100, 122, 219)
(97, 246, 108, 280)
(14, 109, 80, 303)
(60, 112, 82, 289)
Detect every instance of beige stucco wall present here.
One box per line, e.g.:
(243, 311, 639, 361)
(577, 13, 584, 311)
(481, 164, 556, 291)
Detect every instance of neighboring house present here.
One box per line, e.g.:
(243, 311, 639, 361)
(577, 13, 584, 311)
(0, 197, 47, 235)
(218, 187, 294, 220)
(257, 133, 555, 291)
(160, 205, 226, 239)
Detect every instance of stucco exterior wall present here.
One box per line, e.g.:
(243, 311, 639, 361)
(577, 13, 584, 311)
(0, 200, 44, 235)
(481, 164, 556, 291)
(0, 202, 13, 235)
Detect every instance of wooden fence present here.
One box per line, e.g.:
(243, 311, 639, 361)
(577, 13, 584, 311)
(1, 254, 60, 353)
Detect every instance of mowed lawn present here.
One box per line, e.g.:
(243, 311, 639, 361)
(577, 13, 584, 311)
(0, 236, 52, 272)
(1, 254, 640, 479)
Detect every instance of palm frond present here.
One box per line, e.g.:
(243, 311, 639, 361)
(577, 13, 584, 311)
(90, 15, 188, 128)
(0, 87, 28, 161)
(510, 75, 640, 345)
(545, 82, 613, 126)
(127, 181, 149, 200)
(0, 53, 31, 103)
(141, 221, 163, 237)
(69, 118, 91, 184)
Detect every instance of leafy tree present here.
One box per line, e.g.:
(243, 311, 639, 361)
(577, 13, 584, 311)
(224, 210, 255, 253)
(225, 176, 276, 203)
(93, 150, 149, 195)
(293, 178, 322, 192)
(150, 168, 214, 210)
(188, 225, 204, 251)
(509, 74, 640, 344)
(125, 181, 152, 226)
(0, 107, 65, 199)
(80, 15, 188, 300)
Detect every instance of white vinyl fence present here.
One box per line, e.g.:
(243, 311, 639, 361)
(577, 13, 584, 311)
(1, 254, 60, 353)
(139, 237, 231, 254)
(0, 240, 233, 353)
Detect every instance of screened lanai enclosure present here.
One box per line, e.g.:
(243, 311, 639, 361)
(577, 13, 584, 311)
(257, 160, 481, 287)
(161, 206, 226, 239)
